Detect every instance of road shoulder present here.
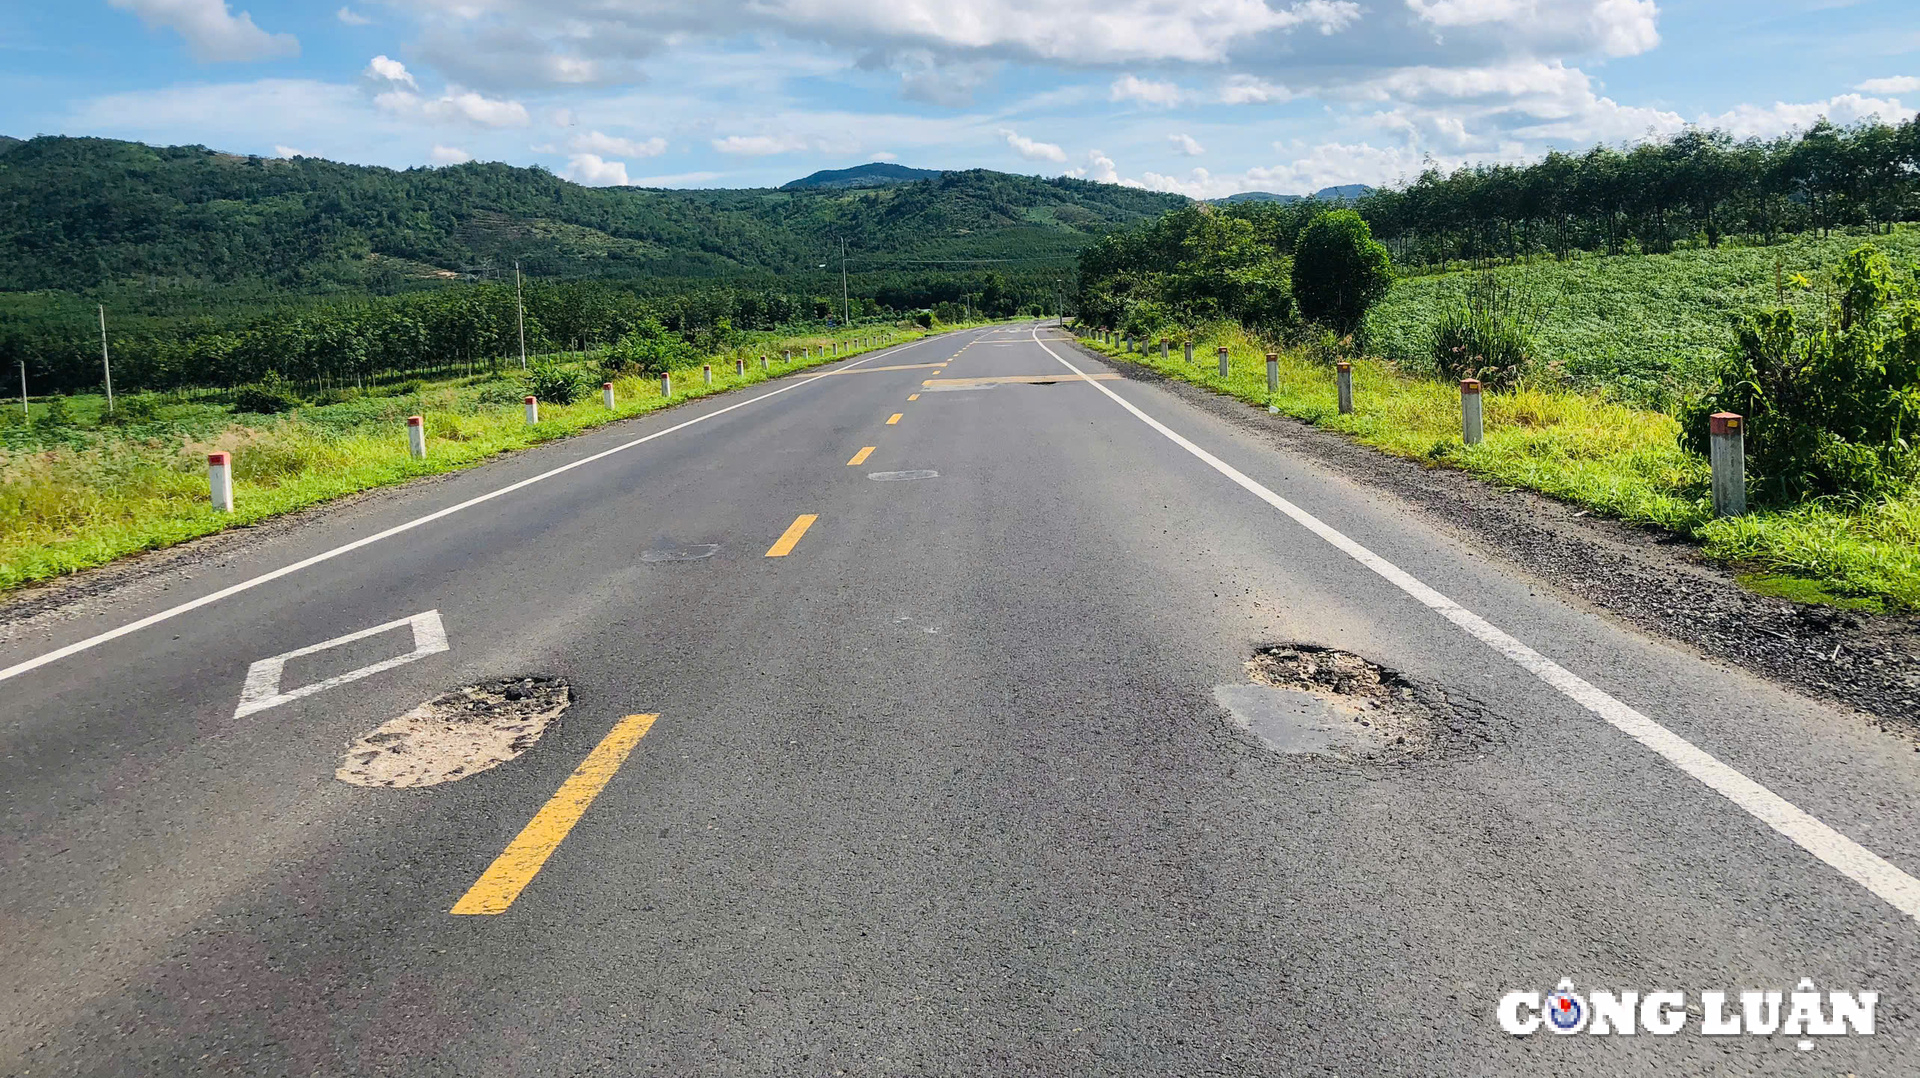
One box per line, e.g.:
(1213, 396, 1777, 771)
(1070, 338, 1920, 738)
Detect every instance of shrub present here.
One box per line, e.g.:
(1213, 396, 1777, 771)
(1428, 273, 1538, 390)
(32, 396, 74, 431)
(1682, 244, 1920, 501)
(608, 319, 694, 375)
(914, 311, 934, 329)
(521, 359, 586, 405)
(1291, 209, 1393, 336)
(231, 371, 303, 414)
(102, 394, 161, 425)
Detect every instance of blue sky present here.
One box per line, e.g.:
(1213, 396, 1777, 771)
(1, 0, 1915, 194)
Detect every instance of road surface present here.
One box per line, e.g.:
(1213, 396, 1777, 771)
(3, 324, 1917, 1075)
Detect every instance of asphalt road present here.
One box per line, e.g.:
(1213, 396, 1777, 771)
(3, 323, 1918, 1076)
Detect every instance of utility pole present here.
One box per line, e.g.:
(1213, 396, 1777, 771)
(98, 304, 115, 413)
(840, 239, 850, 327)
(17, 359, 27, 420)
(515, 262, 528, 370)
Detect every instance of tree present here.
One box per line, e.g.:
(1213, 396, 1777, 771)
(1290, 209, 1393, 336)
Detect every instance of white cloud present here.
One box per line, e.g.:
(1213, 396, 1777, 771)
(1699, 93, 1914, 140)
(1857, 76, 1920, 95)
(1066, 149, 1136, 186)
(551, 108, 576, 128)
(1000, 128, 1067, 162)
(1111, 74, 1186, 107)
(572, 130, 667, 158)
(374, 82, 531, 127)
(563, 153, 631, 185)
(1169, 133, 1205, 156)
(1403, 0, 1657, 55)
(430, 145, 473, 165)
(273, 144, 310, 159)
(712, 133, 811, 155)
(336, 6, 370, 26)
(1218, 75, 1291, 105)
(365, 55, 417, 90)
(871, 151, 899, 162)
(107, 0, 298, 62)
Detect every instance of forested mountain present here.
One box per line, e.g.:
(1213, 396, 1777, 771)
(780, 163, 945, 190)
(1214, 185, 1373, 205)
(0, 137, 1185, 294)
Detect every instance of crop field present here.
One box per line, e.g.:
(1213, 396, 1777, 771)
(1363, 226, 1920, 409)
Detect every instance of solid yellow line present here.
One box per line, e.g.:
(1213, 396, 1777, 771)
(848, 446, 876, 466)
(450, 713, 659, 916)
(886, 413, 902, 425)
(907, 394, 919, 401)
(765, 513, 818, 557)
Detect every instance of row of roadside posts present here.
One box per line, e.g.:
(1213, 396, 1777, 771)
(197, 333, 895, 514)
(1084, 327, 1748, 519)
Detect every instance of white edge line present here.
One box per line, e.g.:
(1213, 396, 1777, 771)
(1, 335, 962, 684)
(1031, 328, 1920, 924)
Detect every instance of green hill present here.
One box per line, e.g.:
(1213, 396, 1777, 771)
(0, 137, 1185, 295)
(780, 162, 945, 190)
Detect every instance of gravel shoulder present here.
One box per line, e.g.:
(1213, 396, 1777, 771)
(1081, 342, 1920, 741)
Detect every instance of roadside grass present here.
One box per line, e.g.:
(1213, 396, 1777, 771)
(0, 322, 977, 593)
(1079, 326, 1920, 613)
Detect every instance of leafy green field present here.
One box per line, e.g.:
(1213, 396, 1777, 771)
(1363, 226, 1920, 408)
(1080, 326, 1920, 613)
(0, 323, 980, 592)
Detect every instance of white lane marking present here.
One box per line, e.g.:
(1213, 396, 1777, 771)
(0, 333, 974, 684)
(234, 610, 448, 718)
(1030, 329, 1920, 924)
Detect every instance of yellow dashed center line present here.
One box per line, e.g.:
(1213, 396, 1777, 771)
(848, 446, 876, 466)
(907, 394, 919, 401)
(886, 413, 902, 425)
(450, 713, 659, 916)
(765, 513, 818, 557)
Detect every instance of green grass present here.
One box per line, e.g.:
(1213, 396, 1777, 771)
(0, 322, 989, 592)
(1363, 226, 1920, 408)
(1081, 326, 1920, 613)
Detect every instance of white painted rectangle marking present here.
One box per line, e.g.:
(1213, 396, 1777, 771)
(233, 610, 449, 718)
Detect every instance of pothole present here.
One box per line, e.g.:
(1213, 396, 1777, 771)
(1217, 645, 1494, 763)
(641, 544, 719, 562)
(335, 676, 571, 788)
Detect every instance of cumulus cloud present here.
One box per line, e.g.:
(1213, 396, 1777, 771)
(1699, 94, 1914, 140)
(712, 133, 811, 155)
(1218, 75, 1291, 105)
(1169, 133, 1205, 155)
(881, 49, 1000, 107)
(107, 0, 298, 62)
(1066, 149, 1133, 185)
(572, 130, 667, 157)
(1111, 75, 1186, 107)
(336, 6, 370, 25)
(1000, 128, 1067, 162)
(430, 145, 473, 165)
(1857, 76, 1920, 95)
(273, 144, 310, 159)
(563, 153, 631, 185)
(365, 55, 417, 90)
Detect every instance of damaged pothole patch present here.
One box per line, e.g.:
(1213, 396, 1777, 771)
(1218, 645, 1497, 763)
(336, 677, 571, 788)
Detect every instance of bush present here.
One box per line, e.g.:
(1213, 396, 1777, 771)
(231, 371, 302, 414)
(32, 396, 74, 431)
(1682, 244, 1920, 502)
(914, 311, 934, 329)
(608, 319, 694, 375)
(1428, 273, 1538, 390)
(1291, 209, 1393, 336)
(101, 394, 161, 425)
(521, 359, 586, 405)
